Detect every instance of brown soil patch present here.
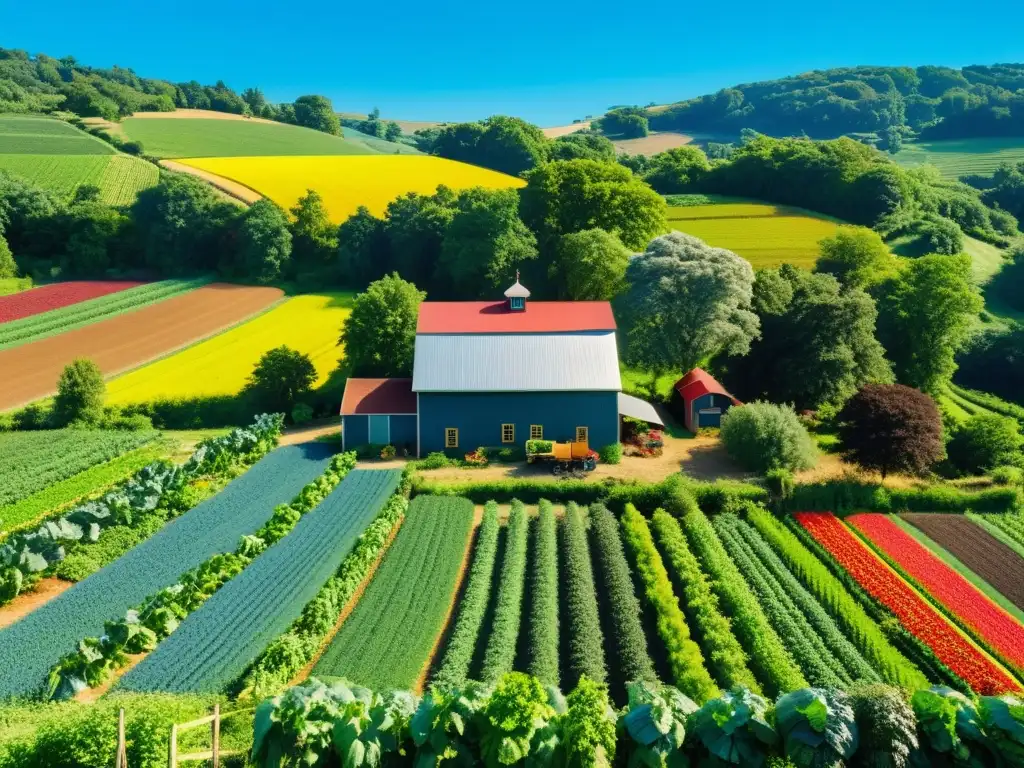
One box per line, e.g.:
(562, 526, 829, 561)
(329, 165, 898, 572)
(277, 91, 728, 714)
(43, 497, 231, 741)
(160, 160, 262, 205)
(80, 117, 126, 138)
(542, 122, 592, 138)
(413, 514, 478, 693)
(0, 578, 73, 629)
(901, 514, 1024, 610)
(290, 517, 405, 686)
(75, 653, 146, 704)
(0, 284, 282, 411)
(128, 108, 280, 125)
(611, 131, 694, 156)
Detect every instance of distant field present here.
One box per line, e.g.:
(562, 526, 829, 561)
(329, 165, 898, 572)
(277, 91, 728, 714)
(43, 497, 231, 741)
(106, 292, 352, 404)
(611, 131, 695, 156)
(176, 155, 526, 222)
(0, 114, 157, 204)
(665, 199, 840, 269)
(120, 117, 380, 158)
(895, 137, 1024, 179)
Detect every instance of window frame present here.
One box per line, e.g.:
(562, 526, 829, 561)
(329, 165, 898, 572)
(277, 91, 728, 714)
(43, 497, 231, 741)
(530, 424, 543, 440)
(501, 423, 515, 444)
(510, 296, 525, 310)
(445, 427, 459, 449)
(575, 426, 589, 444)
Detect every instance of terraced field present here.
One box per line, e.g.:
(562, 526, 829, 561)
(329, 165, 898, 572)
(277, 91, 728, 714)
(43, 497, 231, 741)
(895, 137, 1024, 179)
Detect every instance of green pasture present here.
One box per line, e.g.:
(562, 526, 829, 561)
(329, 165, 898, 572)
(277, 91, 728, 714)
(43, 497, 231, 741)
(0, 115, 113, 155)
(895, 137, 1024, 179)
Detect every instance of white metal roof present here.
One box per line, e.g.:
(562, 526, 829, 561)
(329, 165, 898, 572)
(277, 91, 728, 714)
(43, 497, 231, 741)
(618, 393, 665, 426)
(412, 332, 622, 392)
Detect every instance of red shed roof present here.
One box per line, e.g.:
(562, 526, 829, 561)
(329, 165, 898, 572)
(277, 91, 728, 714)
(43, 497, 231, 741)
(417, 301, 616, 334)
(674, 368, 740, 405)
(340, 378, 417, 415)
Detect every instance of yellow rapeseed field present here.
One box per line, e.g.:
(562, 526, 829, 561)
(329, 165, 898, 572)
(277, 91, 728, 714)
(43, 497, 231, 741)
(175, 155, 526, 222)
(106, 293, 351, 404)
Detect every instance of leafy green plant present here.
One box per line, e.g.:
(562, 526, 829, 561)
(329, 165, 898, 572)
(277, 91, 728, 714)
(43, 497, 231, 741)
(618, 679, 697, 768)
(776, 688, 859, 768)
(562, 677, 616, 768)
(690, 685, 778, 767)
(411, 680, 490, 765)
(526, 440, 554, 455)
(480, 673, 556, 767)
(910, 686, 987, 765)
(253, 678, 357, 767)
(598, 443, 622, 464)
(978, 695, 1024, 766)
(849, 684, 918, 768)
(331, 686, 417, 768)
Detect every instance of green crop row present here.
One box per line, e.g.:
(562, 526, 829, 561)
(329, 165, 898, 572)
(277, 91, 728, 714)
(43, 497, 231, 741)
(678, 503, 807, 696)
(310, 493, 473, 691)
(527, 500, 560, 686)
(480, 500, 529, 682)
(0, 278, 209, 350)
(560, 502, 607, 688)
(948, 383, 1024, 426)
(587, 503, 656, 691)
(432, 501, 501, 688)
(650, 509, 761, 693)
(621, 503, 717, 703)
(748, 509, 930, 689)
(978, 513, 1024, 550)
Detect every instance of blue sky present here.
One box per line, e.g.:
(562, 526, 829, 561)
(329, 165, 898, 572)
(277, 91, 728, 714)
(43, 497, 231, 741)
(4, 0, 1023, 125)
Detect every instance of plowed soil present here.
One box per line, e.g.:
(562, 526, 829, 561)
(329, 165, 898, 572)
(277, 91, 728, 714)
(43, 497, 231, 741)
(901, 514, 1024, 611)
(0, 284, 282, 410)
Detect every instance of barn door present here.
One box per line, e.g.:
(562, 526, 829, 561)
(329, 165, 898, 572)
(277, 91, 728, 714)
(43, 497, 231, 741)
(369, 415, 390, 445)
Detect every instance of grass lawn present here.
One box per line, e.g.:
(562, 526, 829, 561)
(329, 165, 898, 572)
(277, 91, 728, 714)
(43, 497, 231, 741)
(894, 137, 1024, 179)
(120, 117, 380, 158)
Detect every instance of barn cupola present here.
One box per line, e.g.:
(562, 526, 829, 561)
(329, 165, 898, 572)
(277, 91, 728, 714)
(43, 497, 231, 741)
(504, 271, 530, 311)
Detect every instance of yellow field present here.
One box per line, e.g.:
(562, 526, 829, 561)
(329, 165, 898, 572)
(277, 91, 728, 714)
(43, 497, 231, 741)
(665, 203, 841, 269)
(174, 155, 526, 222)
(106, 293, 352, 404)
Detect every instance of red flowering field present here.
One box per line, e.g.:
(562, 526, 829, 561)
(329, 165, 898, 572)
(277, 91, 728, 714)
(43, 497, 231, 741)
(0, 281, 145, 323)
(796, 512, 1020, 694)
(849, 513, 1024, 673)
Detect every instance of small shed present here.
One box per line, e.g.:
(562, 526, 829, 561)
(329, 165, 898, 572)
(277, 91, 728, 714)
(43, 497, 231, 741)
(673, 368, 740, 432)
(340, 378, 418, 454)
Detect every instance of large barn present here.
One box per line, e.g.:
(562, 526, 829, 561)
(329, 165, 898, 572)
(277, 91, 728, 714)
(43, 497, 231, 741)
(341, 279, 657, 456)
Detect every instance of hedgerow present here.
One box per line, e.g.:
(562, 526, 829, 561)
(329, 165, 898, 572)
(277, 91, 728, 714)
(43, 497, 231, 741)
(747, 508, 929, 689)
(722, 514, 880, 683)
(782, 478, 1020, 514)
(432, 501, 501, 688)
(587, 503, 656, 689)
(620, 503, 717, 703)
(678, 504, 807, 696)
(527, 500, 559, 686)
(650, 508, 761, 693)
(560, 502, 607, 688)
(713, 515, 851, 687)
(480, 500, 529, 682)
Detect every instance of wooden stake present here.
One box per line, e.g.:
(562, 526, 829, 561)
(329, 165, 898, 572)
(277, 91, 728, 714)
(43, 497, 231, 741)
(211, 703, 220, 768)
(115, 708, 127, 768)
(168, 722, 178, 768)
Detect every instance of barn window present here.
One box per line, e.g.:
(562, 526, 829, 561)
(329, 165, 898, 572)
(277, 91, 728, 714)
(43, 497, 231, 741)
(445, 428, 459, 449)
(530, 425, 543, 440)
(502, 423, 515, 443)
(575, 426, 588, 444)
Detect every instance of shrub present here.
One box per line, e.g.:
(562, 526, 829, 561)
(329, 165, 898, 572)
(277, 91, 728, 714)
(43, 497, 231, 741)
(562, 677, 617, 767)
(416, 451, 458, 470)
(52, 359, 105, 427)
(291, 402, 313, 424)
(526, 439, 554, 455)
(720, 402, 817, 473)
(776, 688, 858, 768)
(849, 683, 918, 768)
(765, 468, 795, 503)
(12, 402, 52, 430)
(599, 442, 622, 464)
(561, 502, 607, 687)
(947, 413, 1024, 475)
(991, 466, 1024, 486)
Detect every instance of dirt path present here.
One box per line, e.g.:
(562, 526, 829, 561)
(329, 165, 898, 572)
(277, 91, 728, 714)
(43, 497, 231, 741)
(0, 578, 73, 630)
(0, 284, 282, 411)
(279, 419, 341, 447)
(161, 160, 263, 205)
(128, 108, 281, 125)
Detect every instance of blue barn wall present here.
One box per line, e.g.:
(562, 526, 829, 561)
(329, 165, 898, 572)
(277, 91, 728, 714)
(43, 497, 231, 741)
(418, 391, 618, 455)
(342, 414, 418, 452)
(391, 415, 417, 452)
(691, 393, 734, 428)
(342, 415, 368, 451)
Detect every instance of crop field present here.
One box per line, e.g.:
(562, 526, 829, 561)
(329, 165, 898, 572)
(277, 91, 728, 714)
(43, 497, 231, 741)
(312, 495, 474, 690)
(0, 279, 205, 350)
(0, 429, 158, 510)
(106, 292, 351, 404)
(0, 283, 282, 411)
(0, 443, 335, 698)
(174, 155, 527, 222)
(120, 117, 380, 159)
(0, 115, 113, 155)
(664, 201, 840, 269)
(895, 137, 1024, 179)
(0, 280, 146, 324)
(121, 468, 401, 693)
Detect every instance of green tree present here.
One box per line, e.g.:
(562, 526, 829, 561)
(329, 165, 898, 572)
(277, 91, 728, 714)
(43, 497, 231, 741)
(432, 116, 548, 176)
(384, 121, 402, 142)
(233, 199, 292, 283)
(241, 87, 266, 115)
(815, 226, 897, 289)
(615, 231, 759, 378)
(642, 146, 711, 194)
(556, 228, 630, 300)
(53, 358, 106, 426)
(598, 108, 648, 138)
(947, 414, 1024, 475)
(548, 133, 616, 162)
(838, 383, 945, 480)
(384, 187, 457, 289)
(61, 202, 129, 276)
(337, 206, 389, 287)
(876, 253, 982, 393)
(883, 126, 903, 154)
(247, 346, 317, 412)
(720, 402, 818, 473)
(340, 273, 425, 377)
(0, 232, 17, 278)
(987, 242, 1024, 312)
(436, 187, 537, 298)
(292, 95, 341, 135)
(520, 159, 666, 252)
(721, 266, 892, 411)
(289, 190, 337, 273)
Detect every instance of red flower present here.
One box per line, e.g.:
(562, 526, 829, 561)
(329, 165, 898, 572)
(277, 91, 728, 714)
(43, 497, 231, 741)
(0, 281, 146, 323)
(796, 512, 1020, 695)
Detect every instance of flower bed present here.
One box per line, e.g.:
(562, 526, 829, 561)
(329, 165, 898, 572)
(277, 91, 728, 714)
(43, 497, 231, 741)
(0, 280, 146, 323)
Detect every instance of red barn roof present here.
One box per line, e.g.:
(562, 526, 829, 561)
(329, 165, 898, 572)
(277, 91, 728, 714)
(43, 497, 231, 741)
(340, 378, 417, 415)
(416, 301, 616, 334)
(674, 368, 740, 405)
